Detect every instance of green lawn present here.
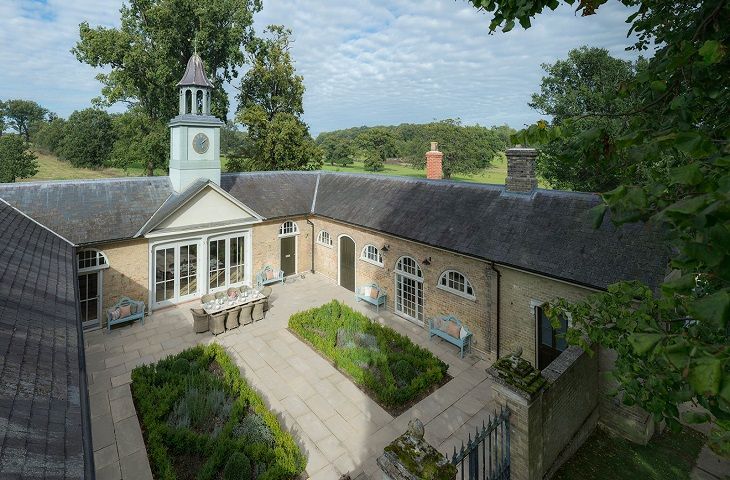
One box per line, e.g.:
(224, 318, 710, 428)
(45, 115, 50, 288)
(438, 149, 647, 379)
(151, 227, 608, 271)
(322, 155, 511, 184)
(19, 151, 167, 182)
(553, 426, 705, 480)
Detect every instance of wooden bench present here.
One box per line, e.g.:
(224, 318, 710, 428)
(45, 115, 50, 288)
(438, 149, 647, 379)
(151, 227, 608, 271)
(355, 283, 387, 313)
(256, 265, 284, 287)
(107, 297, 145, 332)
(429, 314, 472, 358)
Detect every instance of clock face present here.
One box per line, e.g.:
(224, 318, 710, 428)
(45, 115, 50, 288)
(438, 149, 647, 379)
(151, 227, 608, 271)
(192, 133, 209, 154)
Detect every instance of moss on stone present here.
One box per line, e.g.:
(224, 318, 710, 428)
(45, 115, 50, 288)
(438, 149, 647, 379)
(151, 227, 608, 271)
(383, 432, 457, 480)
(492, 352, 547, 395)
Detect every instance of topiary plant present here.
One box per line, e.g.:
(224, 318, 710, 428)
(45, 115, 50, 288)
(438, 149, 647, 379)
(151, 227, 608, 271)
(223, 452, 252, 480)
(391, 359, 417, 387)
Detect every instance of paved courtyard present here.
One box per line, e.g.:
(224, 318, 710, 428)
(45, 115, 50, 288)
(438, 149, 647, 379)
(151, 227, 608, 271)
(84, 273, 495, 480)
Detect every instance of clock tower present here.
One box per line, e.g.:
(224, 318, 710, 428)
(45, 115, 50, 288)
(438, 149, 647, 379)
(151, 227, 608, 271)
(169, 54, 223, 192)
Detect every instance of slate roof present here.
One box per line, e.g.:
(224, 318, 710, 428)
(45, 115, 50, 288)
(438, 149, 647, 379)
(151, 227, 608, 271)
(0, 201, 91, 479)
(220, 171, 319, 219)
(0, 177, 173, 246)
(311, 173, 669, 290)
(177, 54, 214, 88)
(136, 178, 209, 236)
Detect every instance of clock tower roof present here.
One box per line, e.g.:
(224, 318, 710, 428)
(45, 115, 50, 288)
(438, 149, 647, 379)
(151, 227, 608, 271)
(177, 53, 214, 88)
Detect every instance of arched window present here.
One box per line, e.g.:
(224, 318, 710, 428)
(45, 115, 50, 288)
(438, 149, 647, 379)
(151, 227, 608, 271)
(77, 249, 109, 273)
(360, 244, 383, 266)
(395, 256, 422, 279)
(438, 270, 475, 299)
(279, 220, 299, 236)
(185, 89, 193, 114)
(317, 230, 333, 247)
(195, 89, 204, 114)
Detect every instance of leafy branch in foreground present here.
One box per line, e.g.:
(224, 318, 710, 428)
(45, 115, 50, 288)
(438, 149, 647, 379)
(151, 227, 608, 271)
(469, 0, 730, 456)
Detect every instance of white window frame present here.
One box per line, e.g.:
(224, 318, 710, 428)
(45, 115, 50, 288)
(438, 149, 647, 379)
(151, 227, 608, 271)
(152, 238, 203, 308)
(437, 270, 476, 300)
(394, 256, 424, 324)
(360, 244, 383, 267)
(207, 231, 252, 293)
(77, 249, 109, 273)
(278, 220, 299, 237)
(317, 230, 333, 248)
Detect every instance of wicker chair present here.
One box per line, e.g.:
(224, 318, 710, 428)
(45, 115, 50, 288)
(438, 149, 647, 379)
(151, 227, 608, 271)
(191, 308, 209, 333)
(210, 311, 226, 335)
(214, 291, 226, 300)
(239, 304, 254, 326)
(252, 301, 265, 322)
(225, 307, 241, 330)
(238, 285, 250, 295)
(201, 293, 215, 304)
(226, 287, 239, 299)
(260, 286, 272, 311)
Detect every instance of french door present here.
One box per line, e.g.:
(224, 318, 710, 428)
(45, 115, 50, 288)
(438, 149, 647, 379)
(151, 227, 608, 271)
(79, 272, 101, 330)
(208, 233, 250, 293)
(154, 241, 199, 307)
(394, 256, 424, 324)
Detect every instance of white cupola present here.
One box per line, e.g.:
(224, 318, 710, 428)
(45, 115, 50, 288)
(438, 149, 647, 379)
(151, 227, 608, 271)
(169, 54, 223, 192)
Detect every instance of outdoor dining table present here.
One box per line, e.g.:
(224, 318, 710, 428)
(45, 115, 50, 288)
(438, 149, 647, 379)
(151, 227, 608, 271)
(201, 291, 265, 315)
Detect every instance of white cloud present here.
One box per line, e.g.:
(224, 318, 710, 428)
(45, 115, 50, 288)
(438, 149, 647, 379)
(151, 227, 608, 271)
(0, 0, 642, 135)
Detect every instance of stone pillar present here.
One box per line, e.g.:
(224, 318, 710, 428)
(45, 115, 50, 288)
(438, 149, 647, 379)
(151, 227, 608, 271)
(505, 147, 538, 193)
(487, 349, 547, 480)
(377, 419, 456, 480)
(426, 142, 443, 180)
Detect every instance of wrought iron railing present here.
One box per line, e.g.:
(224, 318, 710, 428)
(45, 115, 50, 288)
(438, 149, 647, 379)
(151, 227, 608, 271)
(450, 407, 511, 480)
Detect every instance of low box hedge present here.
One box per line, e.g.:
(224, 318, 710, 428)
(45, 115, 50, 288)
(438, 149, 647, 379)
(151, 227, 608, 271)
(288, 300, 449, 413)
(131, 343, 306, 480)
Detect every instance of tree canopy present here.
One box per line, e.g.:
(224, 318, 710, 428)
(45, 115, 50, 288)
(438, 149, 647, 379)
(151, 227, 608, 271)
(356, 128, 398, 171)
(3, 99, 48, 143)
(529, 47, 646, 191)
(235, 25, 320, 171)
(469, 0, 730, 456)
(57, 109, 116, 168)
(0, 135, 38, 182)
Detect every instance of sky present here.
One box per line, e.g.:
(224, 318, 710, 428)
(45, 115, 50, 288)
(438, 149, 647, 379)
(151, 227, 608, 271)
(0, 0, 641, 136)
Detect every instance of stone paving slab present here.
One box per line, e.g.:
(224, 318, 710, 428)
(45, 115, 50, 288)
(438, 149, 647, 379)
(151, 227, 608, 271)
(84, 273, 495, 478)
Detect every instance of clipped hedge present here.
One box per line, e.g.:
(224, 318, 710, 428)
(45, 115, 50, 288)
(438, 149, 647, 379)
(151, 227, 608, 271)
(131, 344, 306, 480)
(288, 300, 449, 410)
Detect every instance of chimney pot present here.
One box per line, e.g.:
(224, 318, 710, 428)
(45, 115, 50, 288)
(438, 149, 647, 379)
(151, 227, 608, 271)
(505, 147, 538, 193)
(430, 141, 438, 151)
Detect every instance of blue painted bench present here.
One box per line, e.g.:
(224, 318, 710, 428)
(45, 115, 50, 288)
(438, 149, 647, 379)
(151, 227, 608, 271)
(106, 297, 145, 332)
(256, 265, 284, 287)
(429, 314, 472, 358)
(355, 283, 387, 313)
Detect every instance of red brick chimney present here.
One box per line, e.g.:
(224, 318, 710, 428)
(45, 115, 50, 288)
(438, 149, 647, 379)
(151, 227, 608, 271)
(425, 142, 443, 180)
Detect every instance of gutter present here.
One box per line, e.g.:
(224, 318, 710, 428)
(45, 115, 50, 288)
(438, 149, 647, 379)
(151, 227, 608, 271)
(489, 261, 502, 359)
(73, 247, 96, 479)
(306, 218, 315, 273)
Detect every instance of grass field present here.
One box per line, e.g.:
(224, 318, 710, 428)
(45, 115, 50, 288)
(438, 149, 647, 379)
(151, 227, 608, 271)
(553, 426, 704, 480)
(322, 155, 511, 184)
(20, 151, 547, 188)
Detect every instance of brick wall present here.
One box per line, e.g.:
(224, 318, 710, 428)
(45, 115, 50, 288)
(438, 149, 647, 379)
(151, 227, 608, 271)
(310, 217, 493, 356)
(505, 148, 538, 193)
(96, 238, 149, 326)
(499, 268, 591, 366)
(251, 217, 313, 276)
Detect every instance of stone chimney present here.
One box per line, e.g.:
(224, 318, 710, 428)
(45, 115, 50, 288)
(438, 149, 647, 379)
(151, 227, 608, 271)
(505, 147, 538, 193)
(425, 142, 443, 180)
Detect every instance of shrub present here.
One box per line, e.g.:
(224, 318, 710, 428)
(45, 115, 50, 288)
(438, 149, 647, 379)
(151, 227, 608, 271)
(233, 413, 275, 447)
(288, 301, 448, 410)
(223, 452, 252, 480)
(131, 344, 306, 480)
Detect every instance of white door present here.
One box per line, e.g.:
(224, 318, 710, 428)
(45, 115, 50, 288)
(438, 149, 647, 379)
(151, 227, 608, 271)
(394, 256, 424, 324)
(79, 272, 101, 331)
(154, 241, 200, 306)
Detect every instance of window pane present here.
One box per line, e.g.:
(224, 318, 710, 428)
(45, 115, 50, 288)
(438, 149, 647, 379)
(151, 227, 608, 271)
(539, 308, 553, 347)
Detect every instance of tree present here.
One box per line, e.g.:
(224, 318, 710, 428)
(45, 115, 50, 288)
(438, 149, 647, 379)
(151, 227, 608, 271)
(0, 100, 6, 137)
(33, 117, 67, 155)
(0, 135, 38, 182)
(469, 0, 729, 456)
(423, 119, 504, 179)
(356, 128, 398, 171)
(73, 0, 261, 174)
(57, 109, 115, 168)
(3, 100, 47, 143)
(236, 25, 304, 121)
(240, 105, 321, 171)
(529, 47, 646, 191)
(236, 25, 320, 171)
(109, 109, 168, 174)
(319, 135, 354, 166)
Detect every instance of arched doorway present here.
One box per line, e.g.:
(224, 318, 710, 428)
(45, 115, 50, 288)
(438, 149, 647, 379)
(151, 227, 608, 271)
(338, 235, 356, 292)
(394, 256, 424, 324)
(77, 249, 109, 331)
